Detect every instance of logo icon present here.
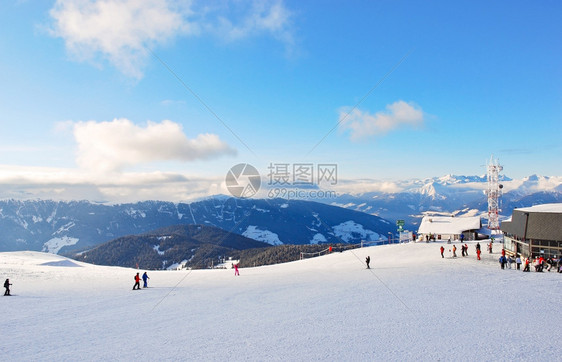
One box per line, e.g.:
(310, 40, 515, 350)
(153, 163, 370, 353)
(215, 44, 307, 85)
(225, 163, 261, 198)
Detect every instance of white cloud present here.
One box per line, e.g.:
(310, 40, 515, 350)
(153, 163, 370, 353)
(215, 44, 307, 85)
(48, 0, 295, 78)
(72, 118, 236, 172)
(49, 0, 196, 78)
(339, 101, 425, 141)
(214, 0, 295, 53)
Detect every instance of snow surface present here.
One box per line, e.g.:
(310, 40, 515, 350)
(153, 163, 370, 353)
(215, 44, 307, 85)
(242, 225, 283, 245)
(251, 205, 270, 213)
(166, 259, 189, 270)
(417, 215, 481, 235)
(53, 221, 75, 235)
(124, 207, 146, 218)
(310, 233, 327, 244)
(1, 242, 560, 361)
(153, 245, 165, 256)
(516, 202, 562, 213)
(332, 220, 380, 242)
(42, 236, 79, 254)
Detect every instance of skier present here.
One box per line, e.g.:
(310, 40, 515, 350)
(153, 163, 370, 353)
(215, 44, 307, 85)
(546, 257, 553, 272)
(476, 242, 481, 252)
(234, 263, 240, 276)
(476, 248, 481, 260)
(499, 256, 506, 269)
(461, 244, 465, 257)
(464, 244, 468, 256)
(523, 258, 530, 272)
(516, 256, 522, 270)
(4, 279, 11, 296)
(488, 242, 493, 254)
(440, 246, 445, 258)
(365, 256, 371, 269)
(142, 272, 150, 288)
(452, 245, 457, 258)
(535, 256, 545, 272)
(133, 273, 141, 290)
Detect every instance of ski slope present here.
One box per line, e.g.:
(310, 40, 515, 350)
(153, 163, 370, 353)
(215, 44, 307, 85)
(1, 241, 560, 361)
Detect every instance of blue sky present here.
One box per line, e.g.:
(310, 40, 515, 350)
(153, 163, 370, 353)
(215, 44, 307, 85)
(0, 0, 560, 202)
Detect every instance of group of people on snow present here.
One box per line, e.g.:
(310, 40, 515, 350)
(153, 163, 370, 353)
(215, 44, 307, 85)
(131, 262, 243, 290)
(439, 241, 495, 261)
(438, 241, 562, 273)
(132, 272, 150, 290)
(527, 255, 561, 273)
(499, 249, 561, 272)
(441, 243, 470, 258)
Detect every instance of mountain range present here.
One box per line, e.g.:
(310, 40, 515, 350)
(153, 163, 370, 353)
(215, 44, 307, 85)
(0, 197, 394, 254)
(0, 174, 560, 255)
(71, 223, 353, 270)
(71, 224, 272, 269)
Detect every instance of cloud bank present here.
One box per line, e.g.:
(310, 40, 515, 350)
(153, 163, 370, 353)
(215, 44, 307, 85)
(0, 164, 225, 203)
(72, 118, 236, 172)
(48, 0, 295, 78)
(339, 100, 424, 141)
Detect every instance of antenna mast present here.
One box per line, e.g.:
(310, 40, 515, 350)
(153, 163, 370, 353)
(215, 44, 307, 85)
(486, 155, 503, 231)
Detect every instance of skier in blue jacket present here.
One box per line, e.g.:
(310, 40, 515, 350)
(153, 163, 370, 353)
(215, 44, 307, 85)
(142, 272, 150, 288)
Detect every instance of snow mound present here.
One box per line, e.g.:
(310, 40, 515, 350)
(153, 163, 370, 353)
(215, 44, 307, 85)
(41, 260, 82, 267)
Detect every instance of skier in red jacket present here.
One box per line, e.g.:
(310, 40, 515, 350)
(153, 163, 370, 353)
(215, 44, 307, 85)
(133, 273, 141, 290)
(440, 246, 445, 258)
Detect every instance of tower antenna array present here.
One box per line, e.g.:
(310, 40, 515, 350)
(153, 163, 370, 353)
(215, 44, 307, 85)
(486, 155, 503, 231)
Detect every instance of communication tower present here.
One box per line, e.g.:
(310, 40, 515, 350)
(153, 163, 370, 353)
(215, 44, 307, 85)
(486, 155, 503, 231)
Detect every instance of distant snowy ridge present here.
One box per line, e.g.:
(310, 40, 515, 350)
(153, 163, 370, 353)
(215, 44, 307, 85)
(330, 174, 562, 230)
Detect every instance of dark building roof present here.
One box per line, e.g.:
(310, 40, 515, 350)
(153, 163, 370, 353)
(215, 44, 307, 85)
(501, 203, 562, 241)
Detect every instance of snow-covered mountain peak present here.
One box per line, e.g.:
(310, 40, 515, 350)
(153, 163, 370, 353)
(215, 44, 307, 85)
(418, 182, 438, 197)
(523, 174, 540, 182)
